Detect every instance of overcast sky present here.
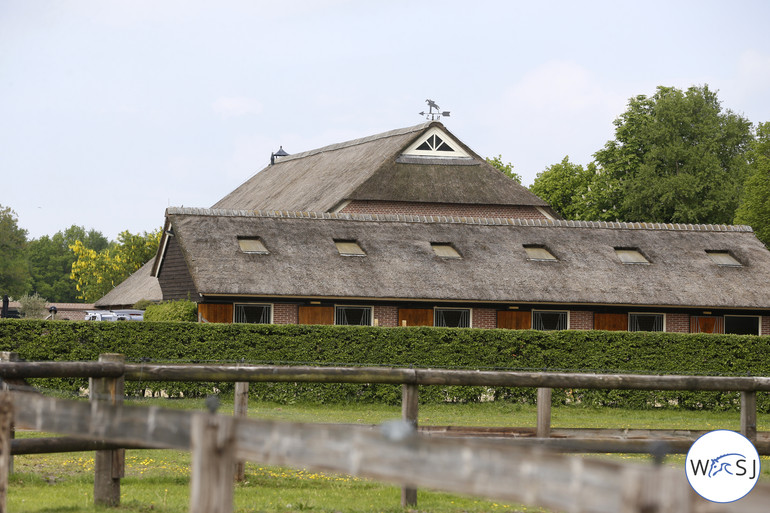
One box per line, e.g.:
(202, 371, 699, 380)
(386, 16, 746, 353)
(2, 0, 769, 241)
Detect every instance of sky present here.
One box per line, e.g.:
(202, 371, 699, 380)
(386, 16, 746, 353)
(2, 0, 769, 241)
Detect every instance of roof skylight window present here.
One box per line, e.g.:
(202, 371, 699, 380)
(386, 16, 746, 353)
(431, 243, 461, 259)
(614, 248, 649, 264)
(524, 245, 557, 261)
(238, 237, 269, 254)
(334, 240, 366, 257)
(706, 250, 742, 267)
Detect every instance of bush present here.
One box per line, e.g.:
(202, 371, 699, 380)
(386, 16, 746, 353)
(0, 320, 768, 409)
(143, 300, 197, 322)
(16, 293, 48, 319)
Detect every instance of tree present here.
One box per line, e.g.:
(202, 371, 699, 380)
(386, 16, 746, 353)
(0, 204, 31, 298)
(70, 229, 161, 302)
(530, 157, 597, 219)
(592, 85, 754, 224)
(486, 155, 522, 183)
(735, 122, 770, 246)
(27, 226, 109, 302)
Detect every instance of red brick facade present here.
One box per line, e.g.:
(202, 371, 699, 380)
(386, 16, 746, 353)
(665, 313, 690, 333)
(273, 303, 298, 324)
(569, 311, 594, 330)
(472, 308, 497, 329)
(340, 200, 550, 220)
(374, 305, 398, 327)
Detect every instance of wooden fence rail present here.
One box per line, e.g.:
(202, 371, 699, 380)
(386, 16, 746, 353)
(7, 389, 770, 513)
(2, 356, 770, 511)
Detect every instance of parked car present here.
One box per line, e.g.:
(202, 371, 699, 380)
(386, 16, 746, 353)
(84, 310, 143, 321)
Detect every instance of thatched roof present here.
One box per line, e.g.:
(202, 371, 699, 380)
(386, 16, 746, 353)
(156, 208, 770, 310)
(211, 122, 548, 212)
(95, 258, 162, 309)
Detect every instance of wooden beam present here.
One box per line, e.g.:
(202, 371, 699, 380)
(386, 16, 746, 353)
(401, 384, 418, 507)
(91, 354, 125, 507)
(190, 412, 235, 513)
(233, 382, 248, 482)
(742, 391, 758, 443)
(536, 388, 551, 438)
(0, 392, 11, 513)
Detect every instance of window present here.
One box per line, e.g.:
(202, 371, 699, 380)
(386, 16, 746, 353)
(629, 313, 664, 332)
(615, 248, 649, 264)
(706, 250, 742, 267)
(403, 127, 470, 158)
(335, 305, 372, 326)
(532, 311, 568, 330)
(234, 304, 272, 324)
(238, 237, 268, 254)
(431, 242, 461, 259)
(434, 308, 471, 328)
(724, 315, 760, 335)
(524, 245, 557, 261)
(334, 239, 366, 256)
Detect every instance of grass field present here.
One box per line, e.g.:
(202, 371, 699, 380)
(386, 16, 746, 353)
(8, 398, 770, 512)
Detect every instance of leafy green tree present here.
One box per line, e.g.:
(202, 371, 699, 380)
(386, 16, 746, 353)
(735, 122, 770, 246)
(27, 226, 109, 302)
(592, 85, 754, 223)
(16, 292, 48, 319)
(486, 155, 522, 183)
(0, 204, 31, 297)
(530, 157, 597, 219)
(70, 229, 161, 302)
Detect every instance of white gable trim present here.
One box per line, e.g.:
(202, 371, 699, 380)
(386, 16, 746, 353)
(403, 127, 470, 158)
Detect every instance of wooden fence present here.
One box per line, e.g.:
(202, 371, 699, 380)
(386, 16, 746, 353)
(2, 354, 770, 512)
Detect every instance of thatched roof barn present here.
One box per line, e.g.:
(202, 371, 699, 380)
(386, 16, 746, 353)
(101, 121, 770, 334)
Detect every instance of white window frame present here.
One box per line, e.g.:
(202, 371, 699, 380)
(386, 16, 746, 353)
(334, 305, 374, 326)
(403, 127, 470, 158)
(532, 310, 570, 331)
(724, 315, 761, 335)
(433, 307, 472, 328)
(233, 303, 274, 324)
(628, 312, 666, 332)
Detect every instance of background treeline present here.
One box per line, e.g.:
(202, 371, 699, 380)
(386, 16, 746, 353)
(1, 319, 768, 411)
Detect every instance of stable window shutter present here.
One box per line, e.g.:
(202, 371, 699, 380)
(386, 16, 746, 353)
(398, 308, 434, 327)
(497, 311, 532, 330)
(298, 306, 334, 325)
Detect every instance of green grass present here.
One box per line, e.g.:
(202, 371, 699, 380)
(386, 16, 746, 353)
(8, 398, 770, 512)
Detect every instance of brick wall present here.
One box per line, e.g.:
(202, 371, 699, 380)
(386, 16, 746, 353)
(374, 305, 398, 327)
(666, 313, 690, 333)
(472, 308, 497, 329)
(569, 311, 594, 330)
(340, 200, 549, 219)
(273, 303, 298, 324)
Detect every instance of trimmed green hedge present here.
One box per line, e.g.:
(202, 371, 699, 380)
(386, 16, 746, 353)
(143, 300, 197, 322)
(0, 319, 768, 410)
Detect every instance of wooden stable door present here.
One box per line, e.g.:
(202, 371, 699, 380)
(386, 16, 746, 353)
(398, 308, 434, 327)
(497, 311, 531, 330)
(594, 313, 627, 331)
(198, 303, 233, 323)
(691, 316, 724, 334)
(298, 306, 335, 325)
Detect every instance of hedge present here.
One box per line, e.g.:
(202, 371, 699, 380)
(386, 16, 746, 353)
(0, 319, 769, 410)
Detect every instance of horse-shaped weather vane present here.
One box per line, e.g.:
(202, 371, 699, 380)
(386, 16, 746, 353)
(419, 99, 450, 121)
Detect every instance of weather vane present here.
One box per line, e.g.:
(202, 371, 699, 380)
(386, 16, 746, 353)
(419, 99, 450, 121)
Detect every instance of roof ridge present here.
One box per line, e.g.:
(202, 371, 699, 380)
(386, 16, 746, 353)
(165, 207, 755, 233)
(276, 123, 433, 163)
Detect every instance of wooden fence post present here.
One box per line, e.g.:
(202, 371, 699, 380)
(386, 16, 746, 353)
(536, 387, 552, 438)
(190, 412, 236, 513)
(741, 391, 757, 443)
(0, 352, 18, 476)
(90, 353, 125, 507)
(0, 391, 12, 513)
(401, 383, 418, 507)
(233, 382, 248, 482)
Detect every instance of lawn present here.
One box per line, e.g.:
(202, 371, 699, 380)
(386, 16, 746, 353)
(8, 397, 770, 512)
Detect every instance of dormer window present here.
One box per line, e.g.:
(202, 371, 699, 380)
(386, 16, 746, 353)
(403, 127, 470, 158)
(431, 242, 461, 259)
(238, 237, 269, 254)
(706, 250, 742, 267)
(524, 244, 557, 261)
(615, 248, 649, 264)
(335, 239, 366, 257)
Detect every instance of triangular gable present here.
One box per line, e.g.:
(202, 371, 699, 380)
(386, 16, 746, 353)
(402, 126, 470, 158)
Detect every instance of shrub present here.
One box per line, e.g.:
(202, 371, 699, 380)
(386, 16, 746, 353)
(16, 293, 48, 319)
(143, 300, 197, 322)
